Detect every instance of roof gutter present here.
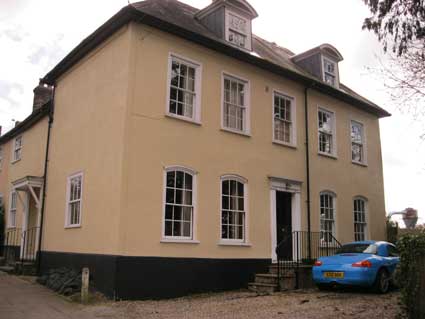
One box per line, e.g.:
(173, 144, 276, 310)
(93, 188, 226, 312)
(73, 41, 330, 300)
(41, 5, 390, 118)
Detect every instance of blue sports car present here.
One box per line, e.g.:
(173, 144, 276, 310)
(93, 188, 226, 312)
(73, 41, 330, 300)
(312, 241, 399, 293)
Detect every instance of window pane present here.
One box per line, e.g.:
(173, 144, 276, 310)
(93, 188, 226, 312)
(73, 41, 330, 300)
(166, 189, 175, 204)
(184, 173, 193, 190)
(175, 189, 183, 204)
(165, 221, 173, 236)
(184, 190, 192, 205)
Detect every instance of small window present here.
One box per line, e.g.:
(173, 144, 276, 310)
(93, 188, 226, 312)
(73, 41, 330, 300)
(318, 108, 335, 156)
(223, 75, 249, 133)
(9, 191, 17, 228)
(323, 58, 337, 87)
(354, 198, 367, 241)
(12, 136, 23, 162)
(164, 169, 195, 239)
(65, 172, 83, 227)
(351, 121, 365, 164)
(320, 192, 336, 243)
(227, 13, 248, 48)
(168, 55, 201, 122)
(221, 177, 246, 242)
(273, 92, 295, 145)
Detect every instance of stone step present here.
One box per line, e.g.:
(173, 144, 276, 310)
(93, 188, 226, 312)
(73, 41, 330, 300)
(0, 266, 15, 274)
(248, 282, 277, 294)
(14, 262, 36, 276)
(268, 266, 296, 276)
(254, 273, 279, 285)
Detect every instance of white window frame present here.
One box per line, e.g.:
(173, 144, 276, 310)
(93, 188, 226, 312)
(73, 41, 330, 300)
(350, 120, 367, 165)
(65, 172, 84, 228)
(224, 10, 252, 51)
(272, 90, 297, 147)
(219, 175, 250, 246)
(321, 56, 339, 88)
(319, 191, 337, 244)
(161, 166, 199, 244)
(317, 107, 337, 157)
(166, 53, 202, 124)
(11, 135, 23, 163)
(8, 191, 17, 228)
(353, 197, 368, 241)
(221, 72, 251, 136)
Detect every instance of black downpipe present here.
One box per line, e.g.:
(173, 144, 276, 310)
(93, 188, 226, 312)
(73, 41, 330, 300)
(304, 85, 312, 260)
(36, 85, 55, 275)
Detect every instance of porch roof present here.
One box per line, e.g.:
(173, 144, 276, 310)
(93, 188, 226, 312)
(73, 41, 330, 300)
(12, 176, 44, 191)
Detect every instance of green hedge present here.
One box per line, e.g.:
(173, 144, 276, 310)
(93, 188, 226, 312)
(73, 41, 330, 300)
(397, 234, 425, 319)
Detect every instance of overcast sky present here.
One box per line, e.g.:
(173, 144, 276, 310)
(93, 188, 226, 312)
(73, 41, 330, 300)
(0, 0, 424, 225)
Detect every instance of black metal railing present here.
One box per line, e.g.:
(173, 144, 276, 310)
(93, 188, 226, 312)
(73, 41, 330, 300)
(276, 231, 341, 289)
(21, 227, 39, 263)
(1, 228, 22, 264)
(1, 227, 39, 264)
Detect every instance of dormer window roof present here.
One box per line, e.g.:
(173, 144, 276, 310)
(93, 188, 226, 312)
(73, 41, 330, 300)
(292, 44, 343, 88)
(196, 0, 258, 51)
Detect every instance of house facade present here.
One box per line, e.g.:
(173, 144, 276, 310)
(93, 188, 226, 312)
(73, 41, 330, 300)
(0, 0, 389, 299)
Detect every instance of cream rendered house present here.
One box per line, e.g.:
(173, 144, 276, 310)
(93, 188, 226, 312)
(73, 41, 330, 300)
(0, 0, 389, 299)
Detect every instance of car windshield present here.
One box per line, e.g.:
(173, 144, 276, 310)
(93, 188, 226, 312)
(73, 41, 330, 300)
(337, 243, 377, 254)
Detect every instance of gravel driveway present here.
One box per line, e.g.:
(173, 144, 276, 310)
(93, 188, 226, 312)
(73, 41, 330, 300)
(0, 272, 402, 319)
(85, 289, 401, 319)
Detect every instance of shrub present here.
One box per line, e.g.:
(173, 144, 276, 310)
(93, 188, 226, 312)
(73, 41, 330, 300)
(396, 234, 425, 319)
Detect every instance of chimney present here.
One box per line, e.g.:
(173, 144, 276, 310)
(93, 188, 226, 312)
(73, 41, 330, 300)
(33, 82, 53, 111)
(15, 121, 21, 128)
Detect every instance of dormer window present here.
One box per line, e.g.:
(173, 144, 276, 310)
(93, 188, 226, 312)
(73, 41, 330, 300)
(196, 0, 258, 52)
(228, 13, 248, 48)
(323, 58, 337, 87)
(292, 44, 343, 88)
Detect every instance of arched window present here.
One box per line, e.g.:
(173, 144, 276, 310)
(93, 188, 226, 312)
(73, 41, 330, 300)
(320, 191, 336, 242)
(221, 175, 247, 242)
(164, 167, 196, 239)
(353, 197, 367, 241)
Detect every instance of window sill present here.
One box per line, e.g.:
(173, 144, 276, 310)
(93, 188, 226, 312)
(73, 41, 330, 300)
(11, 158, 21, 165)
(272, 140, 297, 149)
(165, 113, 201, 126)
(218, 241, 252, 247)
(318, 152, 338, 160)
(160, 239, 200, 244)
(65, 225, 81, 229)
(352, 161, 368, 167)
(220, 127, 251, 137)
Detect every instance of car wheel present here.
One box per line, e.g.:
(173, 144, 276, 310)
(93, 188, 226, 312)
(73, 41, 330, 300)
(373, 269, 390, 294)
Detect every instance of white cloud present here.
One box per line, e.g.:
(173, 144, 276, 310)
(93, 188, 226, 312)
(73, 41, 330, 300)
(0, 0, 424, 224)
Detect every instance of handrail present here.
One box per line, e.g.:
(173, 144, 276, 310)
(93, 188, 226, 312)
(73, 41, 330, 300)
(275, 230, 342, 290)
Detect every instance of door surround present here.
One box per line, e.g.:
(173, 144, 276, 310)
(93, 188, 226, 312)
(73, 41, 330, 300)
(269, 176, 302, 262)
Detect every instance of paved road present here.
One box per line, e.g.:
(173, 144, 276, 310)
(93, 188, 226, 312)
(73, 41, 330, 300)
(0, 272, 98, 319)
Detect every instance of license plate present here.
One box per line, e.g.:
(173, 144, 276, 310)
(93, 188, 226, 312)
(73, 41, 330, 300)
(324, 272, 344, 279)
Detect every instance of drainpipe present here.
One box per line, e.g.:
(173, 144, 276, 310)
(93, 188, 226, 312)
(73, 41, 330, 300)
(36, 83, 55, 276)
(304, 84, 313, 261)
